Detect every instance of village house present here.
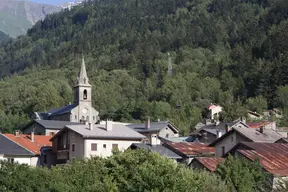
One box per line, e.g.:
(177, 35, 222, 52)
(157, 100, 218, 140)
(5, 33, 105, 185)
(50, 120, 146, 164)
(127, 119, 179, 144)
(189, 157, 224, 172)
(209, 126, 282, 157)
(0, 131, 54, 167)
(247, 110, 263, 120)
(163, 142, 214, 164)
(226, 142, 288, 189)
(191, 119, 249, 144)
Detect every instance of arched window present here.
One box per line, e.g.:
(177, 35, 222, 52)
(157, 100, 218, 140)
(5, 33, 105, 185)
(86, 116, 89, 121)
(93, 116, 95, 120)
(82, 116, 85, 120)
(83, 90, 87, 100)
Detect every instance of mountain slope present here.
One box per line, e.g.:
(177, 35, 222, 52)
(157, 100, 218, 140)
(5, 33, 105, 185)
(0, 0, 288, 133)
(0, 0, 60, 37)
(0, 30, 9, 42)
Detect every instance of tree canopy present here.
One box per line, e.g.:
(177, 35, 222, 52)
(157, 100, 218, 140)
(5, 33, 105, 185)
(1, 0, 288, 133)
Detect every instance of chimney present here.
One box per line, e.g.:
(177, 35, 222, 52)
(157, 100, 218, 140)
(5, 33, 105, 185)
(225, 123, 230, 133)
(259, 126, 264, 134)
(145, 117, 150, 129)
(150, 134, 158, 145)
(14, 130, 20, 137)
(31, 130, 34, 142)
(88, 123, 93, 131)
(106, 119, 113, 131)
(240, 116, 246, 124)
(216, 130, 222, 138)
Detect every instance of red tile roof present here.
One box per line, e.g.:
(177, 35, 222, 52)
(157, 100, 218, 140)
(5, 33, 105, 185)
(247, 122, 272, 129)
(194, 157, 224, 172)
(4, 134, 52, 155)
(208, 104, 219, 110)
(165, 142, 214, 156)
(237, 142, 288, 176)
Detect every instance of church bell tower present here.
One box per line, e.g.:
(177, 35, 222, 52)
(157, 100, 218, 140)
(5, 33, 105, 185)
(74, 56, 92, 106)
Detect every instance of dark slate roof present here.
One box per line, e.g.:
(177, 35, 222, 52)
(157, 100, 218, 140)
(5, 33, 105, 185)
(35, 120, 83, 130)
(127, 121, 179, 133)
(22, 120, 83, 131)
(48, 104, 78, 117)
(131, 143, 181, 159)
(0, 134, 34, 156)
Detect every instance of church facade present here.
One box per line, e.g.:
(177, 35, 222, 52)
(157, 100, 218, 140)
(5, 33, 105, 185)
(23, 57, 100, 135)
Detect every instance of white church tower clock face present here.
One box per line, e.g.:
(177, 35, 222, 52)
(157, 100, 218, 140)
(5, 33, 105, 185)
(82, 107, 88, 115)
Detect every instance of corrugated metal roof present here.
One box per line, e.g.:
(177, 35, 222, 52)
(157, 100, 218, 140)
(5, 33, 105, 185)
(247, 122, 273, 129)
(193, 157, 224, 172)
(237, 142, 288, 176)
(164, 142, 214, 157)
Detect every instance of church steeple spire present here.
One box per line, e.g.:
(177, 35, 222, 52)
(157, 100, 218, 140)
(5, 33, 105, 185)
(77, 56, 90, 85)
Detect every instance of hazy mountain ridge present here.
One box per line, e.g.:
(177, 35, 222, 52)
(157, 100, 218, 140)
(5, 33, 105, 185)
(0, 0, 60, 37)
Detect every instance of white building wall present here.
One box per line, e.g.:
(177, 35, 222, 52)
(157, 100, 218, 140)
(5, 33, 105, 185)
(210, 106, 222, 120)
(30, 157, 40, 167)
(84, 139, 142, 158)
(13, 157, 31, 165)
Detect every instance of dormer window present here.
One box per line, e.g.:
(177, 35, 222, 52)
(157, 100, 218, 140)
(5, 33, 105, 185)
(83, 90, 87, 100)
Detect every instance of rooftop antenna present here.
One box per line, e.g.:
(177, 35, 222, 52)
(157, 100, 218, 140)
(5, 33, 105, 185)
(167, 53, 172, 75)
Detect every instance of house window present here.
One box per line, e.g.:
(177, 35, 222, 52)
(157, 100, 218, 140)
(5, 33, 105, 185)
(112, 144, 118, 150)
(83, 90, 87, 100)
(72, 144, 75, 152)
(75, 115, 77, 120)
(166, 133, 169, 138)
(86, 116, 89, 121)
(103, 144, 107, 149)
(221, 146, 225, 156)
(93, 116, 95, 120)
(8, 158, 14, 164)
(91, 143, 97, 151)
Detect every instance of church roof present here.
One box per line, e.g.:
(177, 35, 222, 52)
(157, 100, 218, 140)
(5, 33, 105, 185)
(48, 103, 78, 117)
(76, 56, 91, 86)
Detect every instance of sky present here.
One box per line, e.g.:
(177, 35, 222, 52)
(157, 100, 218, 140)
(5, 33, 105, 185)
(28, 0, 63, 5)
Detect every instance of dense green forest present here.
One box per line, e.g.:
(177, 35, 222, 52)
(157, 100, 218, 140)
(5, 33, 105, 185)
(1, 0, 288, 133)
(0, 149, 273, 192)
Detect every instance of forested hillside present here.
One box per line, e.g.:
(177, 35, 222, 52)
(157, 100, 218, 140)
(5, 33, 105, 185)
(0, 0, 288, 133)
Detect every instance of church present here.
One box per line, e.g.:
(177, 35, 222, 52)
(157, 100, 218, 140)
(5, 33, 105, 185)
(22, 57, 100, 135)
